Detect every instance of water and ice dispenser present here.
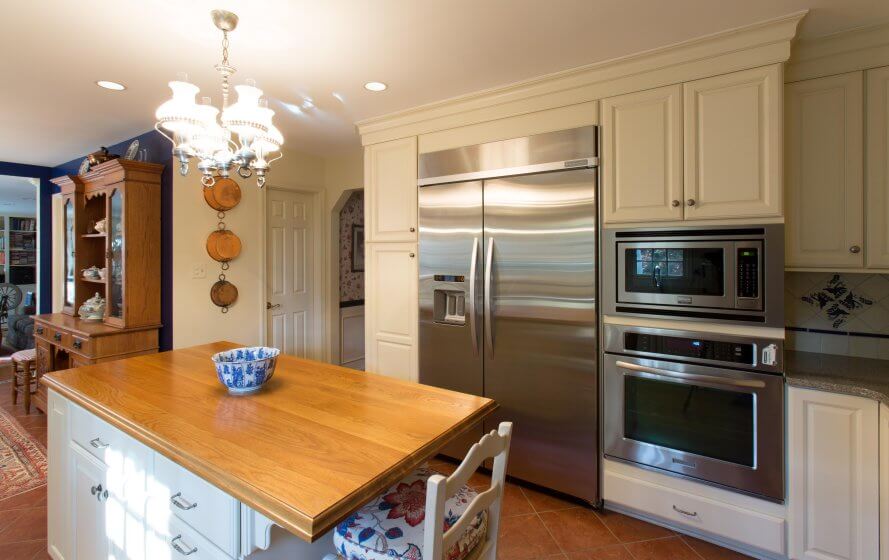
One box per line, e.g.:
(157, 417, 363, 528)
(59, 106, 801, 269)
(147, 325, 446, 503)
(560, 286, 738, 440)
(432, 275, 467, 326)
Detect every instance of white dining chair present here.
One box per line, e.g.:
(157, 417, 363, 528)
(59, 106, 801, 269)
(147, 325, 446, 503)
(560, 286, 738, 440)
(324, 422, 513, 560)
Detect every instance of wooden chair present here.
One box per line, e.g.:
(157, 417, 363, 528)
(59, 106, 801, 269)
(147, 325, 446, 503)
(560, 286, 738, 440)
(325, 422, 513, 560)
(11, 348, 37, 413)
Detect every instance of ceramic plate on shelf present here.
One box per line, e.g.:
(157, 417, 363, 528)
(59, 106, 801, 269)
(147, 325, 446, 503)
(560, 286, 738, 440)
(125, 139, 139, 160)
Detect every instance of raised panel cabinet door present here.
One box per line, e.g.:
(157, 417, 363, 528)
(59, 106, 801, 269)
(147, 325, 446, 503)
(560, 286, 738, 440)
(786, 72, 864, 268)
(366, 137, 418, 242)
(365, 242, 417, 381)
(881, 404, 889, 560)
(602, 84, 683, 223)
(788, 387, 879, 560)
(683, 64, 783, 220)
(48, 392, 70, 560)
(866, 66, 889, 268)
(71, 444, 110, 560)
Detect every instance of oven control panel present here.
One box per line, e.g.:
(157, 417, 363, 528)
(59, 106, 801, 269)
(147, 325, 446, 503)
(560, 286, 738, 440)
(624, 332, 754, 365)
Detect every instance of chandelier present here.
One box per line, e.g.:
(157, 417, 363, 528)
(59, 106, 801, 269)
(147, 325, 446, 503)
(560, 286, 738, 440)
(155, 10, 283, 188)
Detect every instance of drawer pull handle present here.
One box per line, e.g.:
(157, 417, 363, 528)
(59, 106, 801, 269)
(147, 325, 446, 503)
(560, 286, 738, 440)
(170, 492, 198, 511)
(171, 535, 197, 556)
(73, 340, 82, 349)
(54, 333, 62, 341)
(672, 504, 698, 518)
(89, 437, 109, 449)
(36, 327, 44, 335)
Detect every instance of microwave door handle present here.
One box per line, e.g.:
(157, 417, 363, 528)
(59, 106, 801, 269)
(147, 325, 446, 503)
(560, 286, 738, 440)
(468, 237, 479, 356)
(615, 361, 766, 389)
(653, 264, 662, 289)
(484, 237, 495, 357)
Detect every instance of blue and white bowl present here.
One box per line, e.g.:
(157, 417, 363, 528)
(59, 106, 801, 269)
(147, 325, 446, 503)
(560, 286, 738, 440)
(211, 347, 280, 395)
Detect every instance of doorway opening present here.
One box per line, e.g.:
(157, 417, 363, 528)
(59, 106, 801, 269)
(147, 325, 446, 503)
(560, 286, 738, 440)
(330, 189, 364, 370)
(0, 175, 39, 357)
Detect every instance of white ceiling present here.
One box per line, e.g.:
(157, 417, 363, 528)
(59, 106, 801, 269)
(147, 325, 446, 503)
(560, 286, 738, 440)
(0, 176, 38, 216)
(3, 0, 888, 167)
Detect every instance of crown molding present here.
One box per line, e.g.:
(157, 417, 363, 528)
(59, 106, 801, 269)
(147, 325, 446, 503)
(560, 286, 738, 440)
(357, 10, 807, 146)
(786, 20, 889, 82)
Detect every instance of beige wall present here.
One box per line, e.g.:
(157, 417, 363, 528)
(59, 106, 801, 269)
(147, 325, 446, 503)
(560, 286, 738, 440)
(171, 147, 363, 356)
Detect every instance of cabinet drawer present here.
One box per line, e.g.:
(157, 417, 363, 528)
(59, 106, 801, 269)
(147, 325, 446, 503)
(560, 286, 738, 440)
(147, 453, 239, 557)
(604, 469, 785, 555)
(68, 402, 151, 498)
(146, 512, 234, 560)
(34, 323, 49, 339)
(70, 335, 91, 355)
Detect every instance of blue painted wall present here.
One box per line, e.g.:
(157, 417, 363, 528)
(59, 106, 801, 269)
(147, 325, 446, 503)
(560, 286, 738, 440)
(0, 161, 54, 314)
(52, 130, 173, 350)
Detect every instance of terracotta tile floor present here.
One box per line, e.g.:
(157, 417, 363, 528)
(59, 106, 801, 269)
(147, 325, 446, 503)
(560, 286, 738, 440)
(429, 458, 753, 560)
(0, 380, 50, 560)
(0, 383, 752, 560)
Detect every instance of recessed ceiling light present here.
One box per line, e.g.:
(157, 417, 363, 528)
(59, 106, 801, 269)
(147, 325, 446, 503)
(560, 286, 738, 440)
(96, 80, 126, 91)
(364, 81, 387, 92)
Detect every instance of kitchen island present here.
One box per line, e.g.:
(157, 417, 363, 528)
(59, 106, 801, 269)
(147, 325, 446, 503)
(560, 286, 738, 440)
(42, 342, 496, 559)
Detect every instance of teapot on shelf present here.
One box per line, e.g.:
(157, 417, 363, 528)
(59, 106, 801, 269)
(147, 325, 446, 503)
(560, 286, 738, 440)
(78, 293, 106, 322)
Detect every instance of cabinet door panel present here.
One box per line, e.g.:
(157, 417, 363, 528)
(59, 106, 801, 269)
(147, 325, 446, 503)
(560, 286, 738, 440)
(71, 445, 110, 560)
(602, 85, 683, 223)
(788, 387, 879, 560)
(683, 65, 783, 220)
(366, 137, 418, 242)
(365, 243, 417, 381)
(786, 72, 864, 268)
(866, 66, 889, 268)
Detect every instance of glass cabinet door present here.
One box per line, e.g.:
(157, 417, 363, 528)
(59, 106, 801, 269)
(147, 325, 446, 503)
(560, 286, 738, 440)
(64, 197, 75, 308)
(108, 189, 124, 320)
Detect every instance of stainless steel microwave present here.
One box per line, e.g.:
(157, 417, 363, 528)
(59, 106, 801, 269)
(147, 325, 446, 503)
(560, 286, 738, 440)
(602, 225, 784, 328)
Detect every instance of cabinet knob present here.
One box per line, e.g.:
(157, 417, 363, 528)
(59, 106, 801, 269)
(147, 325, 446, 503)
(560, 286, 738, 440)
(73, 340, 82, 349)
(53, 333, 62, 341)
(36, 327, 44, 335)
(671, 200, 680, 207)
(850, 245, 861, 254)
(410, 227, 416, 232)
(409, 252, 415, 258)
(686, 199, 696, 207)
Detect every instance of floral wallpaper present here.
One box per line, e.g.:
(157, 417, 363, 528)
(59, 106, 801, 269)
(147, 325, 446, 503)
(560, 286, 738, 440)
(786, 272, 889, 359)
(339, 191, 364, 303)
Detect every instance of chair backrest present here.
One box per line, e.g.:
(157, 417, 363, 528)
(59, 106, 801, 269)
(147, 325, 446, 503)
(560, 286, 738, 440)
(423, 422, 513, 560)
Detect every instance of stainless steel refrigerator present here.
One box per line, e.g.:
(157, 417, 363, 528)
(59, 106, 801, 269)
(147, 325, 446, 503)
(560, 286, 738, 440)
(418, 127, 599, 503)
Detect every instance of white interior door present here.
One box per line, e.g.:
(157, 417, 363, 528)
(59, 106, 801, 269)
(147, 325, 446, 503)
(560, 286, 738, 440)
(267, 189, 315, 358)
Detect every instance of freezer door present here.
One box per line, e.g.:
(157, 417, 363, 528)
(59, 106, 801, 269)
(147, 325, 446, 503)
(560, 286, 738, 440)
(419, 181, 485, 458)
(483, 169, 598, 502)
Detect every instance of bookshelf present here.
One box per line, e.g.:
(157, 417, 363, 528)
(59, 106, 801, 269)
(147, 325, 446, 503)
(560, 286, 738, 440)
(1, 215, 37, 291)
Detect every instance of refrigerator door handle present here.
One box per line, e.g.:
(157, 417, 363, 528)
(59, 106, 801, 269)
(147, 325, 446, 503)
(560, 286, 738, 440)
(468, 237, 479, 356)
(484, 236, 495, 356)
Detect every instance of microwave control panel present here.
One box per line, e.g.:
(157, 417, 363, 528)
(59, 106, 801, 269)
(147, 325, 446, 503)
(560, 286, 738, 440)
(624, 332, 754, 365)
(737, 247, 759, 299)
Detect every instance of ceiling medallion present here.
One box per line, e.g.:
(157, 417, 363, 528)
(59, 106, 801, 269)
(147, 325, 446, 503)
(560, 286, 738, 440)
(154, 10, 283, 188)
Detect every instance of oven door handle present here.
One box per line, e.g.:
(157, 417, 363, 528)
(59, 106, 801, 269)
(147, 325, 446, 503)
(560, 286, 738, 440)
(615, 360, 766, 389)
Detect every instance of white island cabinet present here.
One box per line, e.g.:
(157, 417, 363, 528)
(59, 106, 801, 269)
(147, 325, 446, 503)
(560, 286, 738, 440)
(787, 386, 884, 560)
(47, 390, 278, 560)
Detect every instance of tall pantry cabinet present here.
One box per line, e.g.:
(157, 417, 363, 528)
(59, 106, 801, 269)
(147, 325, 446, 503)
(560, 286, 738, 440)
(364, 137, 419, 382)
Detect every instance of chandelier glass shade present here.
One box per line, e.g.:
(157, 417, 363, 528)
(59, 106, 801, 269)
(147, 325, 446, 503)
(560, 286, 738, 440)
(154, 10, 282, 188)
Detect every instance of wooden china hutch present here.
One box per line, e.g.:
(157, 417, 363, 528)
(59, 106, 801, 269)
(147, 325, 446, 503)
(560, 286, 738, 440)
(33, 159, 162, 412)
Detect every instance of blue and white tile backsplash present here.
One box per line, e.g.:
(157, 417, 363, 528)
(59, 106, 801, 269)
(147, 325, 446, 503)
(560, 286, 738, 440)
(786, 272, 889, 359)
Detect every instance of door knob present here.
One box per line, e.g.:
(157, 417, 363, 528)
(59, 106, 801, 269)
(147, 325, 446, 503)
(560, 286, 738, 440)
(686, 199, 696, 207)
(266, 302, 281, 310)
(850, 245, 861, 254)
(671, 200, 680, 207)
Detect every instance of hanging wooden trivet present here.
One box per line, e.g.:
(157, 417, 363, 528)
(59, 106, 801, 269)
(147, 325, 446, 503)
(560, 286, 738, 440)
(204, 176, 242, 312)
(210, 278, 238, 313)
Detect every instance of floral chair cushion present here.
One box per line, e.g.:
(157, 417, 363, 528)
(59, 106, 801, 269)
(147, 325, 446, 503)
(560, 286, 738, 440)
(333, 466, 488, 560)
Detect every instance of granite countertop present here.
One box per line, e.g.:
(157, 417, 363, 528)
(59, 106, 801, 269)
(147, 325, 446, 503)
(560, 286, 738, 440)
(785, 350, 889, 403)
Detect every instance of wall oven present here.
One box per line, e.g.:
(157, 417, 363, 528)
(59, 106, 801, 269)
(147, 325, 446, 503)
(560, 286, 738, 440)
(603, 324, 785, 502)
(603, 224, 783, 327)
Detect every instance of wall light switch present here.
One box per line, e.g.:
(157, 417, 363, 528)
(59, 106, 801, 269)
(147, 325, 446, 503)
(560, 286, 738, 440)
(192, 263, 206, 279)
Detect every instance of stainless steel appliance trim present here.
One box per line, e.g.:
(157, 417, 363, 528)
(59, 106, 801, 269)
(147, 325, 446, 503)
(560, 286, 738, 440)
(614, 360, 766, 388)
(603, 323, 784, 374)
(418, 158, 598, 187)
(616, 240, 736, 309)
(484, 236, 494, 357)
(468, 237, 479, 356)
(603, 353, 785, 502)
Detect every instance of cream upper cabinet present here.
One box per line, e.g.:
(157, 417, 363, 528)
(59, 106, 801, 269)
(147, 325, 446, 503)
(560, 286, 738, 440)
(881, 403, 889, 560)
(867, 66, 889, 268)
(683, 65, 783, 220)
(364, 242, 417, 382)
(785, 72, 864, 268)
(365, 137, 418, 242)
(602, 85, 683, 223)
(787, 387, 880, 560)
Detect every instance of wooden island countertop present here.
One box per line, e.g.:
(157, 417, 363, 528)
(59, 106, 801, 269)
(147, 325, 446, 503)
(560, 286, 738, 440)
(42, 342, 497, 542)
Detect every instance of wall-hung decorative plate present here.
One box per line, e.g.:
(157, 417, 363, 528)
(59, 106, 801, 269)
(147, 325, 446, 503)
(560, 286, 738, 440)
(203, 177, 242, 211)
(125, 139, 140, 160)
(78, 158, 90, 175)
